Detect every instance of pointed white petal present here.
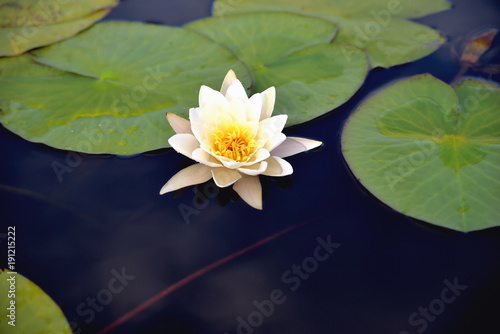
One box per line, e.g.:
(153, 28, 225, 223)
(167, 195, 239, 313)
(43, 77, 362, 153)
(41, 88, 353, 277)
(261, 156, 282, 176)
(189, 107, 203, 123)
(198, 86, 226, 110)
(159, 164, 212, 194)
(246, 93, 262, 122)
(166, 112, 193, 134)
(225, 79, 248, 101)
(199, 85, 228, 111)
(168, 133, 200, 159)
(189, 107, 206, 143)
(260, 86, 276, 121)
(211, 168, 241, 188)
(233, 176, 263, 210)
(219, 158, 244, 169)
(246, 148, 270, 165)
(227, 98, 247, 123)
(264, 132, 287, 152)
(246, 120, 260, 137)
(270, 137, 322, 158)
(221, 69, 237, 95)
(238, 161, 268, 176)
(256, 114, 287, 143)
(192, 148, 223, 167)
(262, 156, 293, 176)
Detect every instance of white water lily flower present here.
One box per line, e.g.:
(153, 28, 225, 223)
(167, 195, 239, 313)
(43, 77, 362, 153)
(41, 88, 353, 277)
(160, 70, 322, 209)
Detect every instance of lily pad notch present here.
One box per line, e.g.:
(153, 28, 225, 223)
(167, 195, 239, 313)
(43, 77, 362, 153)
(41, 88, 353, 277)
(342, 74, 500, 232)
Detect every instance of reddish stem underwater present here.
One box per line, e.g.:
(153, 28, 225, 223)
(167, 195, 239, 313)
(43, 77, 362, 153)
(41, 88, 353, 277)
(98, 220, 312, 334)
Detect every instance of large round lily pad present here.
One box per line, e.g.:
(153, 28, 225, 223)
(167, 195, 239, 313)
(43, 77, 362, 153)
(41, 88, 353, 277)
(0, 0, 118, 56)
(0, 269, 71, 333)
(212, 0, 449, 68)
(342, 75, 500, 232)
(0, 21, 251, 155)
(186, 12, 368, 126)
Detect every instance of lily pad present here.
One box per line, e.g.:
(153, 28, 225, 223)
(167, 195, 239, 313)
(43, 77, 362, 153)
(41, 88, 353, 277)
(0, 0, 118, 56)
(186, 12, 368, 126)
(0, 21, 251, 155)
(0, 269, 72, 333)
(341, 75, 500, 232)
(212, 0, 449, 68)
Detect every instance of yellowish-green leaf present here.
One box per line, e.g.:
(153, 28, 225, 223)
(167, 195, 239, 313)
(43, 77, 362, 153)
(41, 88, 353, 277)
(186, 12, 368, 126)
(0, 0, 118, 56)
(212, 0, 450, 67)
(342, 75, 500, 232)
(0, 22, 251, 154)
(0, 269, 72, 333)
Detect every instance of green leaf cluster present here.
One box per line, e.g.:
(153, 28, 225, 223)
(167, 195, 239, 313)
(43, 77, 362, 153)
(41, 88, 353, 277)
(0, 0, 448, 154)
(212, 0, 450, 68)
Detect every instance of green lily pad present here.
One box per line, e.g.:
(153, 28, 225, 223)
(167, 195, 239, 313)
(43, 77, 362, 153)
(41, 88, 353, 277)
(0, 21, 251, 155)
(212, 0, 449, 68)
(342, 74, 500, 232)
(0, 0, 118, 56)
(186, 12, 368, 126)
(0, 0, 117, 26)
(0, 269, 71, 333)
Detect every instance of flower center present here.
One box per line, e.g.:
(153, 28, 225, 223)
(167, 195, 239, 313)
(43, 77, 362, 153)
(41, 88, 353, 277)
(211, 122, 257, 162)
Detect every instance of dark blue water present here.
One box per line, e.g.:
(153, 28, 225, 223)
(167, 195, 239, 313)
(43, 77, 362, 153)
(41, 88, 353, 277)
(1, 0, 499, 333)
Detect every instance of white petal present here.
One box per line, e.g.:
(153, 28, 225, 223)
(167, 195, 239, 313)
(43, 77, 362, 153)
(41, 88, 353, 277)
(246, 148, 270, 165)
(246, 93, 262, 122)
(159, 164, 212, 194)
(246, 120, 260, 137)
(262, 156, 293, 177)
(219, 158, 244, 169)
(225, 79, 248, 101)
(233, 176, 263, 210)
(166, 113, 193, 134)
(211, 168, 241, 188)
(270, 137, 322, 158)
(263, 132, 287, 152)
(189, 107, 203, 123)
(220, 69, 237, 95)
(168, 133, 200, 159)
(260, 86, 276, 121)
(199, 85, 228, 111)
(227, 98, 247, 123)
(256, 114, 288, 143)
(189, 107, 206, 143)
(192, 148, 223, 167)
(261, 156, 282, 176)
(238, 161, 268, 176)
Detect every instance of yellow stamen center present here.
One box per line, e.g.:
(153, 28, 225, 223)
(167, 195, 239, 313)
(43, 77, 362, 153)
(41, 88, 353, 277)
(211, 122, 256, 162)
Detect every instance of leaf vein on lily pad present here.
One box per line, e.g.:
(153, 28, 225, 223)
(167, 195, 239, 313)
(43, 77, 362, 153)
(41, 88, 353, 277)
(342, 74, 500, 232)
